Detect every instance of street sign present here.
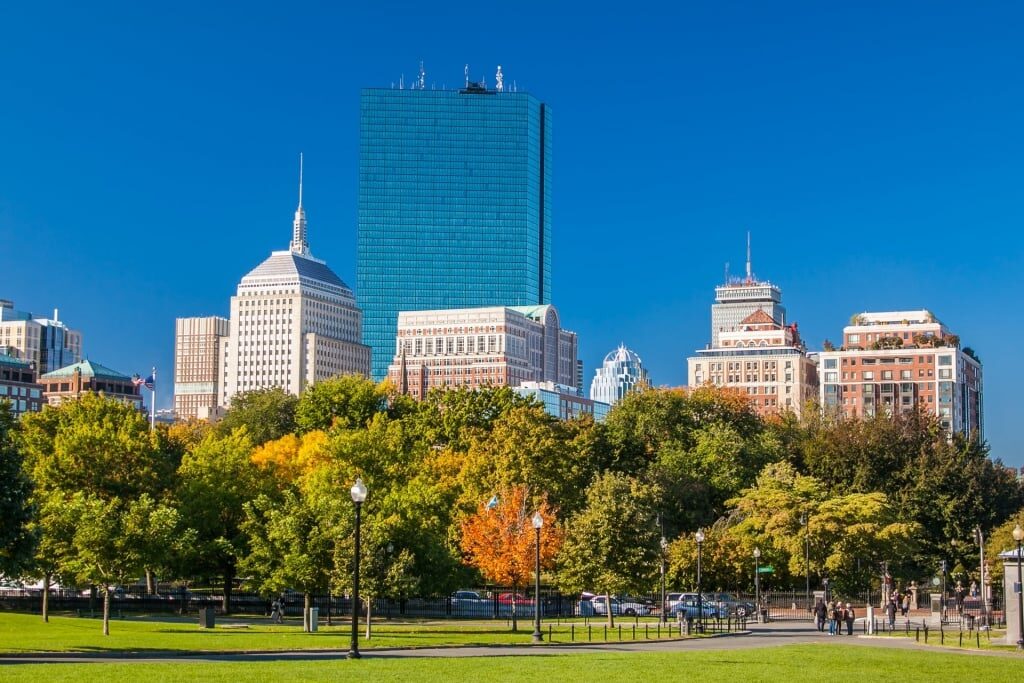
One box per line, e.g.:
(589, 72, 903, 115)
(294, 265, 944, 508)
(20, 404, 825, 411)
(757, 566, 774, 574)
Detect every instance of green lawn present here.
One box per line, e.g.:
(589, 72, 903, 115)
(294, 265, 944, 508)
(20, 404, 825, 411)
(0, 611, 688, 653)
(3, 645, 1024, 682)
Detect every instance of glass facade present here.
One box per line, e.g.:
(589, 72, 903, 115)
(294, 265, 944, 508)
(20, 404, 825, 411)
(358, 87, 552, 379)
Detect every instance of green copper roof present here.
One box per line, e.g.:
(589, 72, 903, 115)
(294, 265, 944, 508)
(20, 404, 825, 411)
(40, 360, 131, 381)
(0, 353, 32, 369)
(507, 304, 554, 320)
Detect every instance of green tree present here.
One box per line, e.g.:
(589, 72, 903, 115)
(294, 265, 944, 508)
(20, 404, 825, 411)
(20, 394, 178, 615)
(412, 386, 534, 451)
(176, 431, 274, 613)
(295, 375, 387, 434)
(0, 404, 34, 579)
(217, 388, 298, 446)
(241, 489, 338, 625)
(61, 493, 181, 635)
(558, 472, 661, 626)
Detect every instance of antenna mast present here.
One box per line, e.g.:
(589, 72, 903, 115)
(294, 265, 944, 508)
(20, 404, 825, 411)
(495, 65, 504, 92)
(464, 64, 469, 87)
(745, 231, 752, 282)
(419, 60, 426, 90)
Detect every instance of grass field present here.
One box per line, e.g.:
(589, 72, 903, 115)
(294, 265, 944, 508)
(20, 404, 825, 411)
(0, 611, 688, 653)
(3, 644, 1024, 682)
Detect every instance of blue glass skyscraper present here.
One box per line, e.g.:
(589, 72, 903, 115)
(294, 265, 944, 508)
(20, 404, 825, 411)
(358, 81, 552, 379)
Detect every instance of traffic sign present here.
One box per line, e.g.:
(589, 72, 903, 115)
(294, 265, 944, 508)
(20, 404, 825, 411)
(757, 566, 774, 574)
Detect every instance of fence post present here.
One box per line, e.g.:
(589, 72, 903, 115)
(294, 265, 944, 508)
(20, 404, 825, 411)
(571, 624, 574, 641)
(618, 624, 622, 641)
(548, 624, 552, 642)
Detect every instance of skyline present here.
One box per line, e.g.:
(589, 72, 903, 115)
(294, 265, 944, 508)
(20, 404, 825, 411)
(1, 2, 1021, 464)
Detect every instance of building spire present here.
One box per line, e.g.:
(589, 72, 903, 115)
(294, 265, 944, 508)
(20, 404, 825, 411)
(745, 231, 752, 282)
(290, 153, 310, 256)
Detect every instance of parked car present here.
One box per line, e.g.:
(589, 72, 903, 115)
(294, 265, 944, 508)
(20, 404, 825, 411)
(451, 590, 484, 603)
(591, 595, 651, 616)
(668, 598, 727, 619)
(705, 592, 756, 617)
(497, 592, 532, 605)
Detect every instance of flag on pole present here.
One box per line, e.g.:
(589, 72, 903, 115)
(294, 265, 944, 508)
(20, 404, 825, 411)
(132, 374, 145, 387)
(143, 373, 155, 390)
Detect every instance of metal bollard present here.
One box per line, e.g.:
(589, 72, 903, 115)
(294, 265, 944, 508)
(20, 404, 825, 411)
(571, 624, 575, 641)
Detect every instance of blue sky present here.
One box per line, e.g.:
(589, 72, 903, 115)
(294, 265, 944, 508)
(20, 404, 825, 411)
(1, 2, 1021, 464)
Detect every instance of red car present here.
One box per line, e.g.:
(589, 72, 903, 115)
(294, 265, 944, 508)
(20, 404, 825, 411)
(496, 592, 533, 604)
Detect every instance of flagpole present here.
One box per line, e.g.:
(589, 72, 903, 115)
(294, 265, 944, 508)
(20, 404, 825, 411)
(150, 367, 156, 430)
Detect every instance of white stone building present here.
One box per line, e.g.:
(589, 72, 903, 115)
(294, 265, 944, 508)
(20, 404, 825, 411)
(219, 159, 370, 407)
(589, 345, 649, 406)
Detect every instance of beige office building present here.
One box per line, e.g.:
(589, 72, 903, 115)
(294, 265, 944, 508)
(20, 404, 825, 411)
(387, 305, 578, 400)
(174, 316, 229, 420)
(219, 160, 370, 407)
(0, 300, 82, 373)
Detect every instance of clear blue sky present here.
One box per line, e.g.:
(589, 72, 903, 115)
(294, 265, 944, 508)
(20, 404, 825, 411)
(1, 2, 1021, 464)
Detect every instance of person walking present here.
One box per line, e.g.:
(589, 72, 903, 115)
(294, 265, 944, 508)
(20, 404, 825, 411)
(885, 596, 896, 630)
(814, 599, 827, 632)
(830, 601, 841, 636)
(271, 596, 284, 624)
(901, 592, 910, 617)
(845, 602, 855, 635)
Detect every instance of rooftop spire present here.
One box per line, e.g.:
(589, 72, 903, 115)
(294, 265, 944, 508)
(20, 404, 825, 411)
(290, 153, 310, 256)
(745, 231, 752, 282)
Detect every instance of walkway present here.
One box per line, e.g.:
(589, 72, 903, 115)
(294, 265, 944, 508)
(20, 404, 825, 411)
(1, 621, 1019, 664)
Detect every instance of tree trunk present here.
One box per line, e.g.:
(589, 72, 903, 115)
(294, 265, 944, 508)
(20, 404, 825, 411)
(511, 584, 518, 633)
(221, 567, 234, 615)
(365, 597, 372, 639)
(41, 572, 51, 623)
(606, 590, 614, 628)
(102, 589, 111, 636)
(145, 569, 155, 595)
(304, 592, 312, 632)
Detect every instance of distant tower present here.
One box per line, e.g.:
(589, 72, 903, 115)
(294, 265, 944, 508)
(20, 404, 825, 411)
(221, 159, 370, 405)
(290, 153, 309, 256)
(495, 65, 504, 92)
(418, 61, 426, 90)
(589, 344, 649, 406)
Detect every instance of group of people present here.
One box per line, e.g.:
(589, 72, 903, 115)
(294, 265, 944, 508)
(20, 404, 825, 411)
(883, 589, 913, 627)
(813, 599, 855, 635)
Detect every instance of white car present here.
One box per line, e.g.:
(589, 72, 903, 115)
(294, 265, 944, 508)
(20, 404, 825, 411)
(590, 595, 651, 616)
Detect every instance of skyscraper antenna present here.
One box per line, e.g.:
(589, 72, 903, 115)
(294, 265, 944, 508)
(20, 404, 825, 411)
(745, 231, 752, 282)
(495, 65, 504, 92)
(419, 60, 426, 90)
(298, 152, 303, 208)
(464, 64, 469, 87)
(724, 261, 730, 283)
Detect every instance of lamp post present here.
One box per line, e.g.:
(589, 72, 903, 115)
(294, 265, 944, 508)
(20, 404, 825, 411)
(801, 512, 810, 614)
(1013, 525, 1024, 650)
(349, 477, 367, 659)
(753, 547, 761, 624)
(659, 536, 668, 623)
(695, 529, 705, 632)
(531, 511, 544, 643)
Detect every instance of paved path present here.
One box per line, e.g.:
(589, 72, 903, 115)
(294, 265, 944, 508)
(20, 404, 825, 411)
(1, 621, 1020, 664)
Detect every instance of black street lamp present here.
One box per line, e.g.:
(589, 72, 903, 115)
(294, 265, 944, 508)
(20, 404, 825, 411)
(1013, 525, 1024, 650)
(753, 547, 761, 624)
(349, 477, 367, 659)
(531, 511, 544, 643)
(800, 512, 810, 613)
(659, 535, 668, 624)
(695, 529, 705, 632)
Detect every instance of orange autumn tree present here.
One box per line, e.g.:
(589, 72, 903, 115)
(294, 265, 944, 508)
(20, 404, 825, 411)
(460, 485, 562, 632)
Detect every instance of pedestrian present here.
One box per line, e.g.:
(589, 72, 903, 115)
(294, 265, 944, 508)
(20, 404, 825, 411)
(829, 601, 841, 636)
(845, 602, 855, 635)
(814, 599, 827, 632)
(271, 596, 284, 624)
(901, 592, 910, 617)
(885, 597, 896, 630)
(954, 581, 965, 615)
